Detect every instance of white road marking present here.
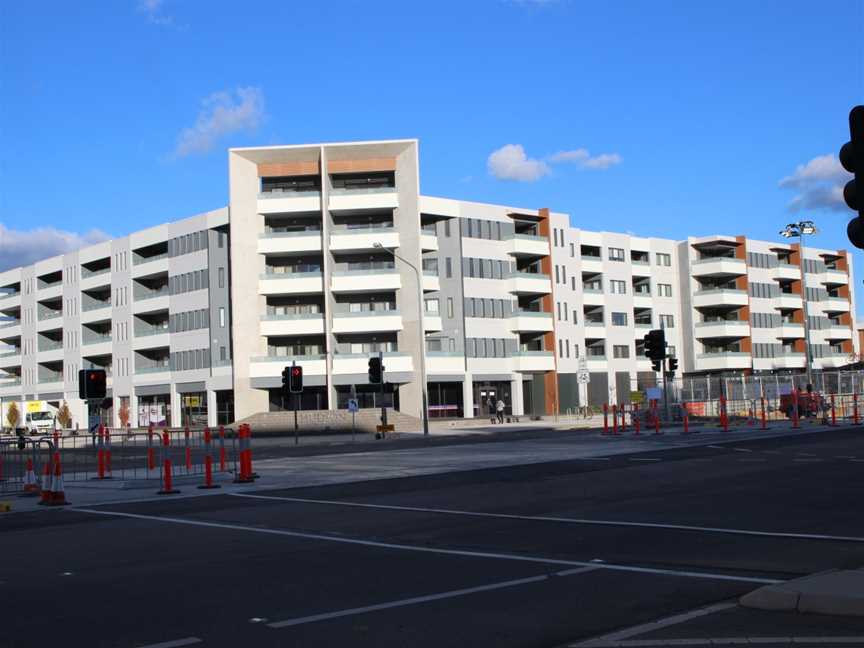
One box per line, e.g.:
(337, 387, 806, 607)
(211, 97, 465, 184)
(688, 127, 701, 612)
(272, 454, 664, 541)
(572, 601, 736, 646)
(580, 457, 612, 461)
(629, 458, 662, 462)
(134, 638, 202, 648)
(70, 507, 779, 585)
(731, 448, 753, 453)
(269, 567, 599, 628)
(707, 445, 724, 449)
(231, 493, 864, 545)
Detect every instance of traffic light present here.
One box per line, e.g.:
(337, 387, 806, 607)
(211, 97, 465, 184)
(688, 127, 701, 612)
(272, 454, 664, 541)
(78, 369, 106, 400)
(368, 356, 383, 384)
(289, 365, 303, 394)
(643, 328, 666, 361)
(651, 359, 663, 372)
(668, 356, 679, 374)
(281, 366, 291, 391)
(840, 105, 864, 248)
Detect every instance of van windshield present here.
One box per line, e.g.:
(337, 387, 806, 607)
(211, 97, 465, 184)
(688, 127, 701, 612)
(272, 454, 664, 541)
(27, 412, 54, 422)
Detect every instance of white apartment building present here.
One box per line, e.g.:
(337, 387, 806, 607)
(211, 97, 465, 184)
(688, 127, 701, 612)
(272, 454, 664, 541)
(0, 139, 856, 427)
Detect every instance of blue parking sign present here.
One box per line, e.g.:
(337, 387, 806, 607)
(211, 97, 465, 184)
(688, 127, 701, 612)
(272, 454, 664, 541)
(347, 399, 359, 413)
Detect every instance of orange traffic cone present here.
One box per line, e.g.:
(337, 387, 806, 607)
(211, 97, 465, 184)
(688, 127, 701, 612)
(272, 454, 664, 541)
(22, 458, 40, 495)
(37, 457, 53, 505)
(48, 456, 69, 506)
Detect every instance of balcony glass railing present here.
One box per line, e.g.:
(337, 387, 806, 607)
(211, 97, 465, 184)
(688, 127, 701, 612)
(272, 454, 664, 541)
(334, 309, 400, 318)
(38, 339, 63, 352)
(81, 266, 111, 279)
(329, 186, 396, 195)
(260, 229, 322, 238)
(513, 350, 553, 356)
(136, 365, 170, 374)
(37, 309, 62, 321)
(83, 334, 112, 345)
(134, 287, 169, 301)
(0, 350, 21, 358)
(135, 326, 169, 337)
(82, 300, 111, 312)
(513, 310, 551, 317)
(332, 268, 398, 276)
(331, 224, 395, 233)
(509, 271, 550, 280)
(506, 233, 546, 242)
(252, 354, 327, 362)
(0, 291, 21, 301)
(0, 319, 21, 328)
(0, 377, 21, 386)
(261, 312, 323, 320)
(38, 374, 63, 384)
(258, 189, 321, 199)
(133, 252, 169, 266)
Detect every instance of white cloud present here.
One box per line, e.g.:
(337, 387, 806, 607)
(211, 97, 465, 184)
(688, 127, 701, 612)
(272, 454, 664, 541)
(0, 224, 110, 271)
(138, 0, 173, 25)
(173, 87, 265, 158)
(487, 144, 550, 182)
(548, 148, 622, 169)
(779, 153, 852, 212)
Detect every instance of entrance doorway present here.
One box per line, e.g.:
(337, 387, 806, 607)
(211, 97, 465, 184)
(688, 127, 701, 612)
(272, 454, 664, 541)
(472, 381, 513, 418)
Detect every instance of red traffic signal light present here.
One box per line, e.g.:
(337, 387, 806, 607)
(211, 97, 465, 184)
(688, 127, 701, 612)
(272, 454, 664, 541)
(289, 365, 303, 394)
(78, 368, 106, 400)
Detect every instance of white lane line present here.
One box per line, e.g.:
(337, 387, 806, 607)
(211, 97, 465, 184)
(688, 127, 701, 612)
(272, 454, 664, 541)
(707, 445, 725, 449)
(231, 493, 864, 545)
(70, 507, 779, 585)
(580, 457, 612, 461)
(571, 601, 736, 646)
(731, 448, 753, 453)
(629, 458, 662, 462)
(269, 567, 599, 628)
(135, 638, 202, 648)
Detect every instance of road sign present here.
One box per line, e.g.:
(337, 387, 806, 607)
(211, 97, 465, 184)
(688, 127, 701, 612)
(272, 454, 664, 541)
(630, 391, 644, 404)
(376, 424, 394, 433)
(577, 371, 590, 384)
(646, 387, 662, 401)
(347, 399, 359, 413)
(88, 414, 100, 434)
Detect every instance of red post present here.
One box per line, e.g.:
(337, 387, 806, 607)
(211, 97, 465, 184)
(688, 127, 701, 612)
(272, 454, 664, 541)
(158, 431, 179, 494)
(602, 403, 609, 435)
(682, 403, 689, 434)
(760, 396, 767, 430)
(198, 427, 220, 489)
(854, 392, 860, 425)
(620, 404, 627, 433)
(612, 404, 619, 435)
(792, 389, 800, 429)
(831, 395, 836, 426)
(184, 426, 192, 471)
(218, 425, 227, 472)
(654, 402, 661, 435)
(53, 430, 59, 448)
(96, 425, 105, 479)
(104, 428, 112, 477)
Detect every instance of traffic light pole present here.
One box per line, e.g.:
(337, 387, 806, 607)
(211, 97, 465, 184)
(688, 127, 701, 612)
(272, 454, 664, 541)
(379, 350, 387, 429)
(293, 361, 298, 445)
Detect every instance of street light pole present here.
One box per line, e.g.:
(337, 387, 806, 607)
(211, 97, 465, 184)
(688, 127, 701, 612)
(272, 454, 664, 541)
(373, 242, 430, 436)
(780, 220, 817, 386)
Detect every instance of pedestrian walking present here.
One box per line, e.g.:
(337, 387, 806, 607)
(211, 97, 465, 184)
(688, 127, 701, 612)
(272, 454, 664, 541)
(496, 398, 505, 424)
(487, 397, 496, 423)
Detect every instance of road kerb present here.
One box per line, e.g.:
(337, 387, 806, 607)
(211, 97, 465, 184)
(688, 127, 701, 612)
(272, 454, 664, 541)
(740, 568, 864, 616)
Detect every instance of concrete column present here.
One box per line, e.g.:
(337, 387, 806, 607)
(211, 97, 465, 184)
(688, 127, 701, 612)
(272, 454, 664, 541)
(130, 393, 139, 428)
(207, 389, 218, 427)
(512, 376, 524, 416)
(170, 389, 181, 427)
(462, 374, 474, 419)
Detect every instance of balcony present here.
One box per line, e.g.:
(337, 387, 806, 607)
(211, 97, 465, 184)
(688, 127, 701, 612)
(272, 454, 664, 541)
(632, 293, 653, 308)
(0, 375, 21, 391)
(257, 231, 323, 256)
(0, 320, 21, 339)
(259, 271, 324, 296)
(257, 190, 322, 215)
(509, 311, 554, 333)
(329, 227, 400, 253)
(37, 283, 63, 300)
(580, 258, 604, 274)
(331, 269, 400, 293)
(328, 186, 399, 212)
(0, 291, 21, 308)
(508, 272, 552, 296)
(777, 322, 805, 339)
(424, 315, 443, 331)
(512, 350, 555, 372)
(80, 268, 112, 291)
(420, 232, 439, 252)
(817, 353, 851, 369)
(582, 288, 605, 306)
(427, 352, 464, 374)
(694, 352, 752, 371)
(692, 289, 748, 309)
(694, 320, 750, 339)
(774, 264, 800, 281)
(505, 234, 549, 258)
(584, 321, 607, 336)
(83, 334, 113, 356)
(133, 332, 170, 350)
(134, 365, 171, 381)
(823, 297, 851, 313)
(691, 257, 747, 278)
(775, 293, 803, 310)
(772, 352, 806, 370)
(249, 354, 327, 380)
(823, 269, 849, 285)
(422, 271, 440, 292)
(132, 255, 169, 278)
(260, 313, 325, 337)
(0, 351, 21, 368)
(332, 352, 413, 378)
(825, 325, 853, 340)
(332, 311, 403, 334)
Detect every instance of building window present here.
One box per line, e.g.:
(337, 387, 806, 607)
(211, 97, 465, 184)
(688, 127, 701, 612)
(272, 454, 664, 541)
(218, 267, 225, 288)
(611, 312, 628, 326)
(425, 298, 439, 313)
(555, 265, 560, 283)
(656, 253, 671, 266)
(660, 314, 675, 329)
(444, 220, 451, 237)
(561, 266, 567, 284)
(445, 257, 452, 279)
(219, 307, 226, 327)
(559, 339, 563, 358)
(613, 344, 630, 359)
(609, 247, 625, 262)
(447, 297, 454, 319)
(610, 280, 627, 294)
(565, 339, 570, 358)
(657, 283, 672, 297)
(570, 243, 575, 258)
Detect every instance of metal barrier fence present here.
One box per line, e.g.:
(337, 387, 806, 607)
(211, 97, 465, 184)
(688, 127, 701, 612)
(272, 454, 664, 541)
(0, 424, 254, 497)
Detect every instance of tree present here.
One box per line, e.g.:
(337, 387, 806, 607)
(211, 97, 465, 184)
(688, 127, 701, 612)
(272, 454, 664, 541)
(6, 401, 19, 430)
(119, 400, 130, 428)
(57, 401, 72, 429)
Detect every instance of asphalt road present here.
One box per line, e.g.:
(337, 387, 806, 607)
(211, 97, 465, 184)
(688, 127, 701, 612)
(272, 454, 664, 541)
(5, 428, 864, 647)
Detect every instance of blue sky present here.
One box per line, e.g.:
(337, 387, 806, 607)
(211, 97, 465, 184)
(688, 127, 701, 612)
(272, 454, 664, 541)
(1, 0, 862, 300)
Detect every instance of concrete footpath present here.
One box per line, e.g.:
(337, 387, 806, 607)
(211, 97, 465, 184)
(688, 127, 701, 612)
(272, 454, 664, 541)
(741, 568, 864, 616)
